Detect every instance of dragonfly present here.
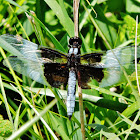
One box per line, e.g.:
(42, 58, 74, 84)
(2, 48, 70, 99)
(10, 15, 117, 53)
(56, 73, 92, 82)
(0, 34, 140, 119)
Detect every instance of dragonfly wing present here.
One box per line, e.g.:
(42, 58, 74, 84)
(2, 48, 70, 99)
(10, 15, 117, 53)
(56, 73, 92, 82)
(80, 46, 140, 87)
(0, 34, 39, 59)
(1, 34, 69, 87)
(100, 46, 140, 87)
(80, 52, 104, 88)
(4, 56, 69, 87)
(44, 63, 69, 88)
(101, 46, 140, 68)
(3, 56, 46, 85)
(81, 52, 103, 64)
(0, 34, 67, 63)
(79, 64, 104, 89)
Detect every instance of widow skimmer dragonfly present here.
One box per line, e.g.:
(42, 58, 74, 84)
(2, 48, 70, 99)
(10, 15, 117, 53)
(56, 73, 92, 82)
(0, 34, 140, 119)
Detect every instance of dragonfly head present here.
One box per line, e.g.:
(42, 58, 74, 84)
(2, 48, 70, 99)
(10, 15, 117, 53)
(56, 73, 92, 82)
(69, 36, 82, 48)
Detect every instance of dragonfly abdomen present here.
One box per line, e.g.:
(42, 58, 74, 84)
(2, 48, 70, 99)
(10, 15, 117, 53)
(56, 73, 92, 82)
(67, 68, 76, 120)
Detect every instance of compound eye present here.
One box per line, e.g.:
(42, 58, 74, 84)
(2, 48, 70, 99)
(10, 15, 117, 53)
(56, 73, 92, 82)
(69, 37, 74, 45)
(69, 37, 82, 45)
(77, 37, 82, 45)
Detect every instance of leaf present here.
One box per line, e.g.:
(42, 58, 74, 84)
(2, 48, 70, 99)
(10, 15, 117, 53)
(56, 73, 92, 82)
(87, 123, 111, 132)
(44, 0, 74, 37)
(101, 131, 120, 140)
(83, 4, 121, 49)
(49, 113, 69, 140)
(88, 124, 120, 140)
(106, 0, 124, 12)
(0, 115, 13, 137)
(126, 0, 140, 13)
(23, 19, 34, 37)
(123, 15, 140, 44)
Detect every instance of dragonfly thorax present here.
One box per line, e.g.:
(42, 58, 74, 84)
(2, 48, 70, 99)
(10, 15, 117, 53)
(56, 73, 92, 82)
(67, 37, 82, 68)
(68, 48, 79, 55)
(67, 48, 80, 68)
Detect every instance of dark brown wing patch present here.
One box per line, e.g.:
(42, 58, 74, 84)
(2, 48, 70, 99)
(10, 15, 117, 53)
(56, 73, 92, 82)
(79, 64, 104, 89)
(40, 47, 67, 60)
(44, 63, 69, 88)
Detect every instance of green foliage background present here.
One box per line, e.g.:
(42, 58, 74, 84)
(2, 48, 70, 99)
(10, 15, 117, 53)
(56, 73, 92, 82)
(0, 0, 140, 139)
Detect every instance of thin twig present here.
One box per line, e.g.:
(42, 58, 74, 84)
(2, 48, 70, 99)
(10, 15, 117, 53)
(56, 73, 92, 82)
(78, 71, 85, 140)
(74, 0, 80, 37)
(73, 0, 85, 139)
(135, 15, 140, 96)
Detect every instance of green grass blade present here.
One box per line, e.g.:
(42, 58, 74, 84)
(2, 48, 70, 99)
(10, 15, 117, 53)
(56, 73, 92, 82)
(14, 103, 22, 131)
(8, 84, 58, 140)
(44, 0, 74, 37)
(0, 75, 14, 130)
